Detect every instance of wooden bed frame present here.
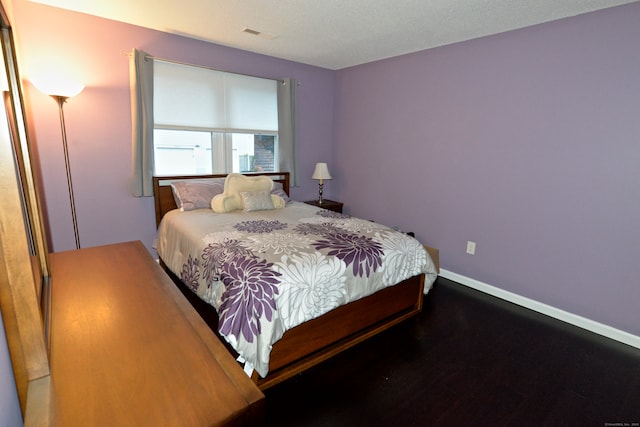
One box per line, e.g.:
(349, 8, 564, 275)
(153, 172, 434, 390)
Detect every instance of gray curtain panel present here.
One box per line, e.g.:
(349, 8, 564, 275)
(277, 78, 298, 187)
(129, 49, 154, 197)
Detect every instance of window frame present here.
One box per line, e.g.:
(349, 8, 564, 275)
(152, 61, 279, 176)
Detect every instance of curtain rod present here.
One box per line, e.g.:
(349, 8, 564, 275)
(121, 49, 288, 84)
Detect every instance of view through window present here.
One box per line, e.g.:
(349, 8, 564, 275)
(153, 130, 277, 175)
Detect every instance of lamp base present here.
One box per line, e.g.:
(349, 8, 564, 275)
(317, 182, 324, 204)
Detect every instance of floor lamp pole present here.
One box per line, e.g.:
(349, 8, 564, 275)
(52, 95, 80, 250)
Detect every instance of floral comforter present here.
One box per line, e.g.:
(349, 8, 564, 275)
(155, 201, 437, 377)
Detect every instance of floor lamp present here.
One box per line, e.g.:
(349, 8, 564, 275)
(34, 79, 84, 249)
(52, 93, 82, 249)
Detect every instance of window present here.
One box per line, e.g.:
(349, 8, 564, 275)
(153, 61, 278, 175)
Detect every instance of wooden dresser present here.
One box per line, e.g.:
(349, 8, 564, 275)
(47, 241, 264, 426)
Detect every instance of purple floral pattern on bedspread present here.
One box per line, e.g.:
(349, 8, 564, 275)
(317, 210, 350, 219)
(234, 219, 287, 233)
(181, 255, 200, 292)
(218, 255, 281, 343)
(161, 201, 433, 378)
(201, 239, 252, 285)
(313, 232, 383, 277)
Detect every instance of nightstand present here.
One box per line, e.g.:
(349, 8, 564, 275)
(304, 199, 343, 213)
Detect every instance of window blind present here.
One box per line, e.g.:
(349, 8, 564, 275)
(153, 60, 278, 132)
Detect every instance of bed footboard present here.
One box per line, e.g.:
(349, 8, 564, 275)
(162, 263, 424, 390)
(257, 274, 425, 389)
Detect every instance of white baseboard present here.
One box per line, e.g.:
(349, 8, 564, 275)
(439, 269, 640, 350)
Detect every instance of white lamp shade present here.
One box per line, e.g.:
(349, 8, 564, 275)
(31, 77, 84, 98)
(312, 163, 332, 180)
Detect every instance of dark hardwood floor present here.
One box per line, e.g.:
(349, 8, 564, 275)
(264, 277, 640, 426)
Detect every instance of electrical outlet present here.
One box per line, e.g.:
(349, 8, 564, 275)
(466, 241, 476, 255)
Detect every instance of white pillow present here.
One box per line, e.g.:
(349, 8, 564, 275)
(211, 174, 274, 213)
(240, 190, 275, 212)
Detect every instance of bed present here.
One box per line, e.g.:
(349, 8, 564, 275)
(153, 172, 439, 390)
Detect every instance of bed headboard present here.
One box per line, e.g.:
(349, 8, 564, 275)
(152, 172, 290, 227)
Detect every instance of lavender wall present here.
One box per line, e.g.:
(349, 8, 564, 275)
(11, 1, 335, 254)
(334, 3, 640, 337)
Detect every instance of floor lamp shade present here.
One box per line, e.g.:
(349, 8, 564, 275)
(31, 76, 84, 99)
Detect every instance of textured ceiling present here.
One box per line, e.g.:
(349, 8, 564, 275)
(28, 0, 638, 70)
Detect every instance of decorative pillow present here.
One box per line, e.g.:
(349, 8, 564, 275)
(211, 174, 274, 213)
(240, 190, 275, 212)
(171, 178, 225, 211)
(271, 194, 286, 209)
(271, 181, 290, 202)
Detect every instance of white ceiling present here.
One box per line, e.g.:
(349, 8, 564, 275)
(29, 0, 638, 70)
